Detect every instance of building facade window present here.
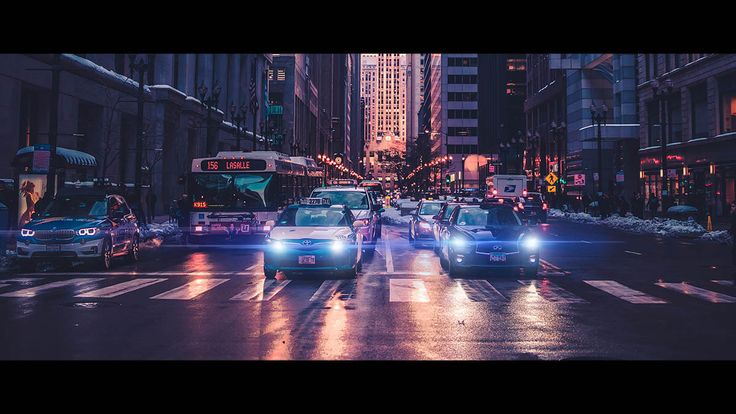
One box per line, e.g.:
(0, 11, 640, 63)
(690, 83, 708, 138)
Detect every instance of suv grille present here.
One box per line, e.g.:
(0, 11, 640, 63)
(35, 230, 76, 241)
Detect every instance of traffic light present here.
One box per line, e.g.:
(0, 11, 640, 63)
(445, 174, 451, 185)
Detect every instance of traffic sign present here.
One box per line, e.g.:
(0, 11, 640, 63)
(547, 185, 557, 193)
(573, 174, 585, 186)
(545, 172, 558, 186)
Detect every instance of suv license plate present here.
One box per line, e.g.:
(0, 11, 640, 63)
(490, 252, 506, 262)
(46, 244, 61, 252)
(298, 255, 316, 265)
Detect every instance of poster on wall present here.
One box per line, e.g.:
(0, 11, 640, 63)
(18, 174, 47, 228)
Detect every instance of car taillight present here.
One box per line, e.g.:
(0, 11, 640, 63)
(542, 202, 548, 210)
(517, 203, 524, 209)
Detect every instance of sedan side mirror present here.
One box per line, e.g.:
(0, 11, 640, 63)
(432, 215, 440, 220)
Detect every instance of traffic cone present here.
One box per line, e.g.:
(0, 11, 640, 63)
(707, 214, 713, 232)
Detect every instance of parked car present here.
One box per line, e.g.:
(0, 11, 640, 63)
(16, 188, 140, 271)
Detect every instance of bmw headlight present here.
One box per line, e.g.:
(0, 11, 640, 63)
(20, 228, 35, 237)
(330, 240, 346, 253)
(77, 228, 99, 236)
(522, 236, 540, 250)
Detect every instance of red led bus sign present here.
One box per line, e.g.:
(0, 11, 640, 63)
(200, 159, 267, 171)
(193, 201, 207, 209)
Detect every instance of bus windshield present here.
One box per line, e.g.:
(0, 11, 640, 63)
(190, 173, 278, 211)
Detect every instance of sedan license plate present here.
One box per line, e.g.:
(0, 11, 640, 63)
(490, 252, 506, 262)
(530, 211, 537, 216)
(46, 244, 61, 252)
(298, 255, 316, 265)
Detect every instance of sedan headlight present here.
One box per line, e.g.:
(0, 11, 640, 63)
(522, 236, 540, 250)
(330, 240, 346, 253)
(20, 228, 35, 237)
(77, 228, 99, 236)
(270, 240, 285, 252)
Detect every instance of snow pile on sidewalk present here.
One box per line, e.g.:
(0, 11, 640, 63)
(699, 230, 732, 244)
(549, 208, 711, 237)
(382, 206, 412, 225)
(140, 222, 181, 241)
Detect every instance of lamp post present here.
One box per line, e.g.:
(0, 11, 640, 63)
(129, 54, 149, 196)
(230, 102, 246, 151)
(526, 130, 540, 191)
(198, 79, 221, 157)
(590, 102, 608, 195)
(651, 78, 673, 200)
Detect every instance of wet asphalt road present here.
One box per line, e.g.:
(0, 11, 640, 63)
(0, 216, 735, 360)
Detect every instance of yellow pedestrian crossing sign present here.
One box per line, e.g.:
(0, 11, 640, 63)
(545, 172, 558, 186)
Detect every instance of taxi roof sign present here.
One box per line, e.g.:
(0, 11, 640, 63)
(328, 179, 358, 186)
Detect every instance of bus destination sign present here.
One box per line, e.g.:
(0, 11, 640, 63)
(200, 159, 267, 171)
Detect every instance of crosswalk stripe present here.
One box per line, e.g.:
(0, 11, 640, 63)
(259, 280, 290, 301)
(457, 280, 507, 302)
(389, 279, 429, 302)
(76, 278, 168, 298)
(1, 278, 41, 283)
(0, 278, 105, 298)
(518, 280, 588, 304)
(310, 280, 343, 302)
(230, 279, 270, 301)
(655, 282, 736, 303)
(16, 272, 255, 277)
(712, 280, 735, 286)
(0, 283, 9, 289)
(584, 280, 667, 304)
(150, 278, 228, 300)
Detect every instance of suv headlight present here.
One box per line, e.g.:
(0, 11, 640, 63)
(450, 236, 472, 252)
(77, 228, 99, 236)
(522, 236, 539, 250)
(20, 228, 35, 237)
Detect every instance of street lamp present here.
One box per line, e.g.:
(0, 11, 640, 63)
(550, 121, 566, 201)
(590, 102, 608, 195)
(230, 102, 247, 151)
(198, 80, 221, 157)
(651, 78, 674, 201)
(129, 54, 149, 197)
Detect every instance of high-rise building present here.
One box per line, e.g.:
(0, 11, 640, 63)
(637, 53, 736, 217)
(360, 53, 408, 189)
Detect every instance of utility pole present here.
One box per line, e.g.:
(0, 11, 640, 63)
(129, 54, 149, 196)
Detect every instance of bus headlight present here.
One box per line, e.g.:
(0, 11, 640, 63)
(330, 240, 346, 253)
(522, 236, 539, 250)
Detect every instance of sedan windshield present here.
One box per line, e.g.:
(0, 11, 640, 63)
(42, 196, 107, 218)
(311, 190, 369, 210)
(277, 207, 349, 227)
(455, 207, 521, 227)
(419, 202, 443, 215)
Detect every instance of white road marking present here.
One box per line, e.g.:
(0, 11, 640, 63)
(231, 279, 270, 301)
(655, 282, 736, 303)
(624, 250, 643, 256)
(1, 278, 41, 283)
(15, 271, 255, 277)
(712, 280, 735, 286)
(389, 279, 429, 302)
(383, 227, 394, 274)
(540, 259, 561, 270)
(518, 280, 588, 304)
(310, 280, 343, 302)
(584, 280, 667, 304)
(0, 278, 104, 298)
(0, 284, 9, 289)
(150, 278, 228, 300)
(76, 278, 168, 298)
(259, 280, 291, 302)
(580, 240, 593, 244)
(457, 279, 507, 302)
(244, 264, 259, 272)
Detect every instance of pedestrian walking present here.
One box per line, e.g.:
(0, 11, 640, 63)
(647, 195, 660, 219)
(178, 193, 191, 244)
(619, 195, 629, 217)
(582, 193, 591, 214)
(146, 191, 157, 223)
(128, 192, 147, 226)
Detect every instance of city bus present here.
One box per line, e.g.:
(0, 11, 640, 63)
(188, 151, 321, 238)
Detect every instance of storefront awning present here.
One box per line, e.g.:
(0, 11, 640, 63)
(13, 146, 97, 169)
